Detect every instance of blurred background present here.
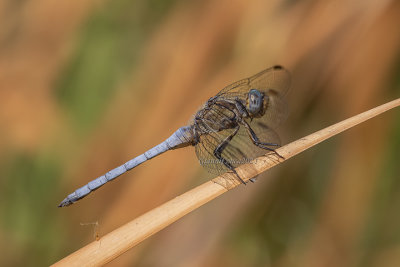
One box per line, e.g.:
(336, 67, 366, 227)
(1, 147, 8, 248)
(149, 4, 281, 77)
(1, 0, 400, 266)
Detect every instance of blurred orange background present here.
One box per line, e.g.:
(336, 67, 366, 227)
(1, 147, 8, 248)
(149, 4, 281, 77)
(1, 0, 400, 266)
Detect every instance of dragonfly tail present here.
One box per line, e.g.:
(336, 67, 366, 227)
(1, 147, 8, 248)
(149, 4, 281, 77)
(58, 126, 193, 207)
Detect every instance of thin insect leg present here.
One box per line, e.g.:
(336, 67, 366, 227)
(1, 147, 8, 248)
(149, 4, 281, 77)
(197, 133, 235, 175)
(213, 126, 246, 184)
(241, 120, 284, 159)
(208, 132, 242, 165)
(241, 121, 276, 150)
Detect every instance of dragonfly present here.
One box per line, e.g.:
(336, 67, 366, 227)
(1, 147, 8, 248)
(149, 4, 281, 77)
(59, 65, 291, 207)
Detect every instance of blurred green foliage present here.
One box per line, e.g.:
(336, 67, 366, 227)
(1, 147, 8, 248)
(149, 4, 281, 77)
(55, 0, 180, 133)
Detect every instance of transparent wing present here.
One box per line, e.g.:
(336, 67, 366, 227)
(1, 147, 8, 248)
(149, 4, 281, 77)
(215, 65, 290, 130)
(195, 129, 234, 175)
(195, 66, 290, 176)
(195, 122, 281, 176)
(214, 79, 250, 100)
(248, 65, 291, 97)
(249, 65, 291, 129)
(216, 65, 291, 100)
(255, 89, 289, 130)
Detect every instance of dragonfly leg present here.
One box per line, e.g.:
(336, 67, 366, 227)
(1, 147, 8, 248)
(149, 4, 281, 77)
(213, 126, 246, 184)
(241, 120, 284, 159)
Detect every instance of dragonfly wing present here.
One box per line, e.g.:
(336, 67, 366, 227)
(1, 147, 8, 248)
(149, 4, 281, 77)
(249, 66, 291, 130)
(256, 89, 289, 130)
(215, 79, 250, 100)
(216, 65, 290, 99)
(195, 65, 290, 177)
(195, 124, 280, 176)
(195, 129, 234, 175)
(215, 66, 290, 130)
(248, 65, 291, 97)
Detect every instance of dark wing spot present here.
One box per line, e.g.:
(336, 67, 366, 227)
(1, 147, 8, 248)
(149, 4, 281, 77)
(273, 65, 283, 70)
(267, 89, 279, 96)
(257, 122, 270, 129)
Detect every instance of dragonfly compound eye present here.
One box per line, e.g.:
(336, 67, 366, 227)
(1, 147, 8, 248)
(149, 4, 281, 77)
(248, 89, 264, 116)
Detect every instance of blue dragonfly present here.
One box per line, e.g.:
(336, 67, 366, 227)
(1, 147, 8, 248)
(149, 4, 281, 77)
(59, 65, 290, 207)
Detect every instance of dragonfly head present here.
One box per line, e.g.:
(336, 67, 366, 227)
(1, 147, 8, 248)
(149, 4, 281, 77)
(247, 89, 265, 117)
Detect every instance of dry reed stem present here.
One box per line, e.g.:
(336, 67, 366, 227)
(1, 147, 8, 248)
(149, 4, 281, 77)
(52, 98, 400, 267)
